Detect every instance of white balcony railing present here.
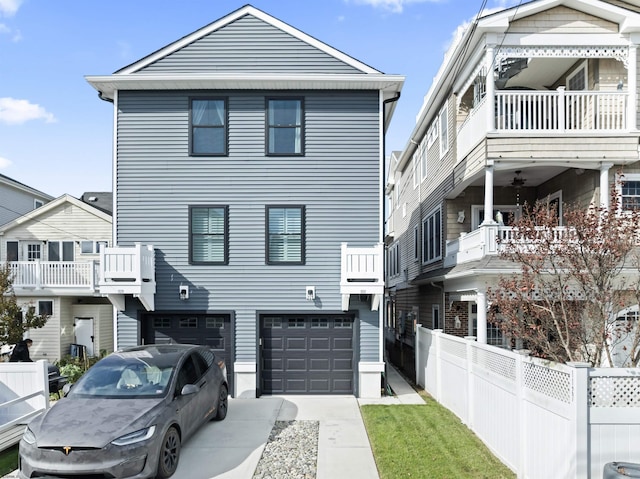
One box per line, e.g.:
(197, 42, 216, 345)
(457, 88, 629, 161)
(8, 261, 98, 291)
(98, 244, 156, 312)
(444, 225, 575, 267)
(340, 243, 384, 310)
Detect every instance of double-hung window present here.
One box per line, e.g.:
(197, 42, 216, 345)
(190, 206, 228, 264)
(190, 98, 228, 156)
(439, 106, 449, 158)
(266, 206, 304, 264)
(422, 207, 442, 264)
(620, 174, 640, 212)
(266, 98, 303, 155)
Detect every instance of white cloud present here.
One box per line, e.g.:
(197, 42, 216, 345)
(0, 157, 11, 169)
(0, 98, 56, 125)
(0, 0, 23, 17)
(348, 0, 441, 14)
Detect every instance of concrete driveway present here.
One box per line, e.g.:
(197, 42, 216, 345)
(177, 395, 379, 479)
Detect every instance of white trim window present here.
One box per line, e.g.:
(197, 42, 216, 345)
(412, 152, 419, 189)
(619, 173, 640, 212)
(81, 241, 109, 255)
(567, 61, 588, 91)
(388, 241, 400, 277)
(48, 241, 74, 262)
(439, 105, 449, 158)
(420, 138, 428, 182)
(426, 121, 438, 149)
(413, 225, 419, 262)
(422, 206, 442, 264)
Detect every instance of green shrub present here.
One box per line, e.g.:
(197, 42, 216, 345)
(55, 354, 103, 384)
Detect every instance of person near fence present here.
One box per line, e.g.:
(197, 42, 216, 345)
(9, 339, 33, 362)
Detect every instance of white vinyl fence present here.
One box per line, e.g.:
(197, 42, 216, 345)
(0, 360, 50, 451)
(415, 327, 640, 479)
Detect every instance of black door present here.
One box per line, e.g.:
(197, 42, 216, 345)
(260, 314, 354, 394)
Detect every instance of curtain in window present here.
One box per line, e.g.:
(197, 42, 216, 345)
(192, 207, 225, 262)
(268, 100, 301, 154)
(268, 207, 302, 262)
(192, 100, 225, 154)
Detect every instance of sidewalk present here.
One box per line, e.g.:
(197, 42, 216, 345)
(359, 364, 425, 405)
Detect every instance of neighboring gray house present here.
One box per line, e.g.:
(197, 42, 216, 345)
(0, 174, 53, 226)
(86, 5, 404, 398)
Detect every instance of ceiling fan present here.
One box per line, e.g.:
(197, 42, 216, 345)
(511, 170, 526, 189)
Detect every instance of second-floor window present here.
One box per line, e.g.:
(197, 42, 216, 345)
(267, 98, 303, 155)
(190, 206, 229, 264)
(422, 207, 442, 264)
(190, 98, 228, 156)
(48, 241, 74, 261)
(439, 106, 449, 158)
(266, 206, 304, 264)
(388, 241, 400, 277)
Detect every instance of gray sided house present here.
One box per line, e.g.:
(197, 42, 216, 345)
(0, 174, 53, 227)
(87, 5, 404, 398)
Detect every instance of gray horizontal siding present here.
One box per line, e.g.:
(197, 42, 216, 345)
(139, 15, 363, 75)
(116, 90, 380, 361)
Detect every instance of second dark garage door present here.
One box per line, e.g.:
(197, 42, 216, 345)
(260, 314, 355, 395)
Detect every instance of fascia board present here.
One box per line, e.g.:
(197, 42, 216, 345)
(117, 5, 380, 75)
(85, 73, 405, 100)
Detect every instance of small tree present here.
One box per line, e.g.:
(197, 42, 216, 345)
(0, 263, 48, 345)
(487, 188, 640, 367)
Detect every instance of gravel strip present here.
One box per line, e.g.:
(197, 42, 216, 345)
(252, 420, 319, 479)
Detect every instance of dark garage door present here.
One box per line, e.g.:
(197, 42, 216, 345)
(142, 313, 233, 394)
(260, 314, 354, 395)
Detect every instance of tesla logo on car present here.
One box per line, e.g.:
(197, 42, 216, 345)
(63, 446, 72, 455)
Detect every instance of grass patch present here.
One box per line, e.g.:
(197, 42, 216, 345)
(0, 445, 18, 476)
(362, 392, 515, 479)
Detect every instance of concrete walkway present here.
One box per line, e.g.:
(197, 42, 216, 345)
(3, 364, 424, 479)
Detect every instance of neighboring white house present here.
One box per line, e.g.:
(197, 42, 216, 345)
(385, 0, 640, 373)
(0, 194, 114, 361)
(0, 173, 53, 227)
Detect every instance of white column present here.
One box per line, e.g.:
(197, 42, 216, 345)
(485, 46, 495, 132)
(476, 289, 487, 344)
(600, 163, 613, 210)
(628, 45, 637, 130)
(481, 161, 495, 225)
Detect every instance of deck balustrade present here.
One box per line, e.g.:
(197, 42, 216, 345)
(8, 261, 98, 290)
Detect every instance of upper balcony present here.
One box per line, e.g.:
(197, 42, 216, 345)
(98, 243, 156, 311)
(9, 261, 99, 295)
(340, 242, 384, 311)
(458, 88, 630, 162)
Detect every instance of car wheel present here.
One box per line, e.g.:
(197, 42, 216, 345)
(156, 426, 180, 479)
(214, 384, 228, 421)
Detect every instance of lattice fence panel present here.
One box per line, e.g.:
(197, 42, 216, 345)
(523, 362, 573, 404)
(440, 336, 467, 359)
(473, 347, 516, 381)
(590, 376, 640, 407)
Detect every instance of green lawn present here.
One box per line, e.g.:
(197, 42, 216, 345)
(0, 445, 18, 476)
(361, 393, 515, 479)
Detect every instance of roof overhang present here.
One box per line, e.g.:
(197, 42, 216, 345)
(85, 73, 405, 101)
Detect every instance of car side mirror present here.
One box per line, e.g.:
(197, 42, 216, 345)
(180, 384, 199, 396)
(62, 383, 72, 397)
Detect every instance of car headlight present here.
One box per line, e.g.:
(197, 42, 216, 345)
(22, 426, 36, 445)
(111, 426, 156, 446)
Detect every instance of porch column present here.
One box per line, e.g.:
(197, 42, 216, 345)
(485, 45, 495, 132)
(600, 163, 613, 210)
(481, 160, 496, 225)
(476, 289, 487, 344)
(628, 45, 637, 130)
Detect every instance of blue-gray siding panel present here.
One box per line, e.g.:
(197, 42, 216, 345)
(115, 90, 381, 363)
(138, 15, 364, 75)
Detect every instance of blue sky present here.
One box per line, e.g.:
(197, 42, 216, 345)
(0, 0, 516, 198)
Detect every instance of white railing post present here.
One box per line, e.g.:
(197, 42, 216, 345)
(567, 362, 590, 479)
(557, 87, 566, 133)
(515, 350, 529, 478)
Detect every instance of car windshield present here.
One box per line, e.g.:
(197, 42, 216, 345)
(69, 350, 177, 399)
